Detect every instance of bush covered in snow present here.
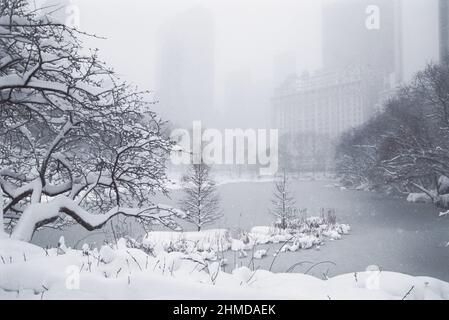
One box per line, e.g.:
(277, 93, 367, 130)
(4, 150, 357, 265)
(139, 229, 231, 263)
(247, 218, 350, 252)
(407, 193, 434, 204)
(244, 208, 350, 252)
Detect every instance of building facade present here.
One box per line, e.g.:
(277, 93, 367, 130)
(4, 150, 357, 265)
(272, 0, 401, 140)
(322, 0, 399, 78)
(272, 68, 386, 139)
(155, 6, 215, 127)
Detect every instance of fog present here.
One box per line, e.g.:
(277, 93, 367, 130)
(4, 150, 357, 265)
(62, 0, 320, 128)
(4, 1, 449, 297)
(64, 0, 439, 129)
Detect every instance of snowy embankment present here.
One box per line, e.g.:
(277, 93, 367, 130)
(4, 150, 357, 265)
(165, 176, 275, 190)
(0, 238, 448, 300)
(141, 216, 351, 261)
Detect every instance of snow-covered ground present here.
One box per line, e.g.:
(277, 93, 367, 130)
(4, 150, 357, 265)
(1, 238, 448, 300)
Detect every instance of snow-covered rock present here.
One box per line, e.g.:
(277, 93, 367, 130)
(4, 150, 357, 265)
(253, 249, 268, 259)
(438, 175, 449, 195)
(407, 193, 433, 204)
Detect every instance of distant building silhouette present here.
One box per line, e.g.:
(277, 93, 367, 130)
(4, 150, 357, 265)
(272, 0, 400, 139)
(223, 69, 254, 128)
(273, 52, 297, 90)
(272, 68, 386, 139)
(322, 0, 399, 80)
(155, 6, 215, 127)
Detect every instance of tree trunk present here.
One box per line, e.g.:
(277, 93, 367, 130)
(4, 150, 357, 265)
(0, 187, 5, 239)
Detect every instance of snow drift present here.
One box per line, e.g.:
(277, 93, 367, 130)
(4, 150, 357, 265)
(1, 238, 448, 300)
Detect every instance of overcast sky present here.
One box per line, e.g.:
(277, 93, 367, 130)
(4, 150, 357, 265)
(42, 0, 439, 128)
(72, 0, 322, 91)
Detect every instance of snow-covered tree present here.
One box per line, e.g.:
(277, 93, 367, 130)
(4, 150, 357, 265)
(0, 0, 184, 242)
(335, 58, 449, 207)
(179, 161, 221, 231)
(270, 169, 296, 229)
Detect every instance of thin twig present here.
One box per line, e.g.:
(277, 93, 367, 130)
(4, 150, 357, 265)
(304, 261, 337, 275)
(402, 286, 415, 300)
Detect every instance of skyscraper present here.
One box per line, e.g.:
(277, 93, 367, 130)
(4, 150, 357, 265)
(273, 51, 297, 90)
(272, 0, 400, 140)
(322, 0, 399, 79)
(155, 6, 215, 127)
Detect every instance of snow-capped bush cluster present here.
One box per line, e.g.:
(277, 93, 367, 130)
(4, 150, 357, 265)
(244, 215, 350, 252)
(135, 213, 350, 263)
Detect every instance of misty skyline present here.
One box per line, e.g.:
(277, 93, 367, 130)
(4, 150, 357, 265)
(62, 0, 440, 129)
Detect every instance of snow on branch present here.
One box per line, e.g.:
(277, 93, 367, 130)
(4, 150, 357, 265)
(11, 196, 185, 242)
(0, 0, 177, 240)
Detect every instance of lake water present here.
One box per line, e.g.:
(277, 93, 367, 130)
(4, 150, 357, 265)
(32, 180, 449, 281)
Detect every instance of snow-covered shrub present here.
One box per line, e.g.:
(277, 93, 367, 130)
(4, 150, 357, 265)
(99, 245, 116, 264)
(141, 229, 231, 261)
(248, 210, 350, 251)
(253, 249, 268, 259)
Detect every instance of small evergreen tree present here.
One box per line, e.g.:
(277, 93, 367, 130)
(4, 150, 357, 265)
(270, 169, 296, 229)
(179, 161, 222, 231)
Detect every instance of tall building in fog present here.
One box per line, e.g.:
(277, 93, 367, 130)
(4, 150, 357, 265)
(322, 0, 399, 80)
(223, 69, 254, 128)
(156, 6, 215, 127)
(272, 0, 399, 139)
(273, 52, 297, 90)
(440, 0, 449, 61)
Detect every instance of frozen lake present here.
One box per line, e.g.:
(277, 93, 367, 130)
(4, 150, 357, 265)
(33, 180, 449, 281)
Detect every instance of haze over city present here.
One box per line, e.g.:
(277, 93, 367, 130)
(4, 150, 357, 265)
(2, 0, 449, 302)
(42, 0, 439, 129)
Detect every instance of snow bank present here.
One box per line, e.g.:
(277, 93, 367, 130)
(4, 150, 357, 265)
(143, 229, 231, 254)
(0, 238, 448, 300)
(407, 193, 433, 204)
(438, 175, 449, 195)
